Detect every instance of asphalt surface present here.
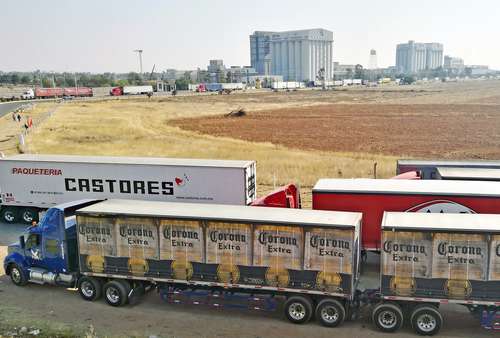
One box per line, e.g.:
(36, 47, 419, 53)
(0, 101, 27, 118)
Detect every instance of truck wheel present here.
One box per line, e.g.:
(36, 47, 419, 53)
(2, 207, 18, 224)
(315, 298, 346, 327)
(284, 296, 313, 324)
(9, 264, 28, 286)
(116, 279, 132, 303)
(21, 208, 38, 224)
(372, 302, 404, 333)
(103, 280, 128, 307)
(78, 276, 102, 301)
(410, 305, 442, 336)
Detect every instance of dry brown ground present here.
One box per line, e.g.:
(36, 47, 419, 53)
(172, 103, 500, 159)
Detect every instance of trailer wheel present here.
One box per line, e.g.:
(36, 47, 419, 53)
(2, 207, 18, 224)
(116, 279, 132, 303)
(21, 208, 38, 224)
(9, 264, 27, 286)
(315, 298, 346, 327)
(410, 305, 442, 336)
(284, 296, 313, 324)
(78, 276, 102, 301)
(372, 302, 404, 333)
(103, 280, 128, 307)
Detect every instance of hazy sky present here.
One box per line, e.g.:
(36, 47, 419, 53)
(1, 0, 499, 73)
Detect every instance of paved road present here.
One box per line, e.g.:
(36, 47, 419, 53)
(0, 101, 28, 118)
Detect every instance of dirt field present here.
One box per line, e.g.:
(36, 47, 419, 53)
(171, 103, 500, 159)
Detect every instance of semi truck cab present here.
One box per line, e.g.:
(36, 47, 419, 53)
(4, 200, 99, 286)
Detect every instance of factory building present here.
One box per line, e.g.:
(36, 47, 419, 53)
(396, 41, 444, 74)
(250, 28, 334, 81)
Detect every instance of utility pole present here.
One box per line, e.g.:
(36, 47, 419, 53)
(134, 49, 143, 77)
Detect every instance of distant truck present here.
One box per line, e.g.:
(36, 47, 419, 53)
(312, 178, 500, 251)
(0, 154, 256, 224)
(271, 82, 305, 90)
(110, 85, 153, 96)
(396, 159, 500, 179)
(205, 83, 223, 92)
(222, 83, 244, 90)
(21, 87, 93, 100)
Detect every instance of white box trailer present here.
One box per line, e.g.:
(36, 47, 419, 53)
(222, 83, 244, 90)
(0, 154, 256, 224)
(271, 82, 304, 90)
(123, 86, 153, 95)
(397, 159, 500, 179)
(436, 167, 500, 181)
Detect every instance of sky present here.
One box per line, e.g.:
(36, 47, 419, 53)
(1, 0, 499, 73)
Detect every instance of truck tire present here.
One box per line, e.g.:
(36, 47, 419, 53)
(9, 264, 28, 286)
(315, 298, 346, 327)
(78, 276, 102, 301)
(103, 280, 128, 307)
(410, 305, 442, 336)
(372, 302, 404, 333)
(2, 207, 18, 224)
(284, 295, 313, 324)
(21, 208, 38, 224)
(116, 279, 132, 303)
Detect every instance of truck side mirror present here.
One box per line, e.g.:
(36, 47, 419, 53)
(20, 235, 25, 249)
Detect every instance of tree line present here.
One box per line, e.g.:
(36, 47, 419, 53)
(0, 71, 149, 87)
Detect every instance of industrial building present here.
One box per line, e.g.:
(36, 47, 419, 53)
(250, 28, 334, 81)
(444, 55, 465, 72)
(396, 40, 444, 74)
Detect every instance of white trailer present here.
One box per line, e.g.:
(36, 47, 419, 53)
(271, 82, 304, 90)
(396, 159, 500, 179)
(123, 86, 153, 95)
(0, 154, 256, 224)
(222, 83, 244, 90)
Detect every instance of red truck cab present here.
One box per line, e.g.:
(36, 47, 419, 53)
(110, 87, 123, 96)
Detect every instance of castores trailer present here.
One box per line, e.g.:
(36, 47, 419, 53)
(375, 212, 500, 335)
(5, 200, 499, 334)
(396, 159, 500, 179)
(312, 178, 500, 251)
(4, 199, 362, 328)
(0, 154, 256, 224)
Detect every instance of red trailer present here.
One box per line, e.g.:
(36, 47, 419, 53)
(312, 178, 500, 251)
(63, 87, 93, 97)
(34, 87, 93, 99)
(35, 87, 64, 98)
